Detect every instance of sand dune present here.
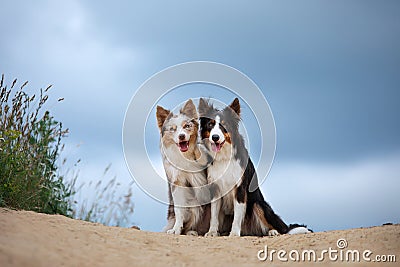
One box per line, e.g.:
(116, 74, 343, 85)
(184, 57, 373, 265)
(0, 208, 398, 266)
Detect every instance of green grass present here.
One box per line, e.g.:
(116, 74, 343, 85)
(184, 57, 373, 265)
(0, 75, 72, 215)
(0, 74, 135, 227)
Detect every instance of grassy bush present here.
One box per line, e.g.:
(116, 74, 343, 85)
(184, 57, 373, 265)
(0, 74, 72, 215)
(0, 74, 135, 226)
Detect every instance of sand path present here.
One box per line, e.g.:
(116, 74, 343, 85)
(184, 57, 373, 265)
(0, 208, 398, 266)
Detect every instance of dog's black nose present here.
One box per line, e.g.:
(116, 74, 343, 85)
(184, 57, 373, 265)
(179, 134, 186, 140)
(212, 134, 220, 142)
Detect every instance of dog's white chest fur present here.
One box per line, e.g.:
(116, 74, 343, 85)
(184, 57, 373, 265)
(162, 157, 206, 188)
(207, 145, 243, 214)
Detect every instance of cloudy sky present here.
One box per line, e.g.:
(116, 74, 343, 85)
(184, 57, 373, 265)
(1, 0, 399, 232)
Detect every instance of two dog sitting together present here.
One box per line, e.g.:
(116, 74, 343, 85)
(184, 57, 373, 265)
(156, 98, 310, 237)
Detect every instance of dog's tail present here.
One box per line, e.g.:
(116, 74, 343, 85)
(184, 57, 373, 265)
(287, 223, 313, 234)
(257, 200, 289, 234)
(257, 200, 312, 235)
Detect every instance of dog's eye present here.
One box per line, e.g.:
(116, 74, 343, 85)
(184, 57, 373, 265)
(169, 126, 176, 132)
(207, 122, 214, 128)
(184, 124, 191, 129)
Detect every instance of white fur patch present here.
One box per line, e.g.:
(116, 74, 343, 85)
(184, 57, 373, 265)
(288, 227, 311, 235)
(268, 229, 279, 236)
(209, 115, 225, 143)
(207, 143, 243, 189)
(206, 141, 245, 236)
(205, 199, 221, 237)
(229, 201, 246, 236)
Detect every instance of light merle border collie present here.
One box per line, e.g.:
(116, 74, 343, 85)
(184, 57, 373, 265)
(156, 99, 211, 236)
(198, 97, 311, 237)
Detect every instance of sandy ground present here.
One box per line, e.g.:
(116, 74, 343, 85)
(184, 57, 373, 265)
(0, 208, 399, 267)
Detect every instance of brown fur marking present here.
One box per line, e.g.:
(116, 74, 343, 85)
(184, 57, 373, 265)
(254, 204, 274, 230)
(224, 132, 231, 144)
(156, 106, 170, 131)
(229, 97, 241, 116)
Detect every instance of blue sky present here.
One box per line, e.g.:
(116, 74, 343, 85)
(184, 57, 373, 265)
(1, 0, 399, 232)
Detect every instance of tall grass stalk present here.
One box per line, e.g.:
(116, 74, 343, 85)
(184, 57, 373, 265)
(0, 75, 135, 227)
(71, 165, 135, 227)
(0, 74, 72, 215)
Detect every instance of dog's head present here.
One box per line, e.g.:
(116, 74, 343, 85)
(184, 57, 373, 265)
(156, 99, 199, 153)
(198, 97, 241, 153)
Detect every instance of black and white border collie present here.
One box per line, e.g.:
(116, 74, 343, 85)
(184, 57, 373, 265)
(198, 98, 311, 236)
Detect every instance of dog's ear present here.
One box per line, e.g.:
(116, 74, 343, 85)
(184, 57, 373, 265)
(181, 99, 198, 119)
(198, 98, 212, 117)
(156, 105, 170, 130)
(228, 97, 241, 116)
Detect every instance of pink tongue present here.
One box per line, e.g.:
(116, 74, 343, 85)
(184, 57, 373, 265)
(211, 143, 222, 152)
(179, 142, 189, 152)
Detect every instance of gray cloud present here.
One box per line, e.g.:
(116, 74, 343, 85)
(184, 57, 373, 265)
(265, 153, 400, 231)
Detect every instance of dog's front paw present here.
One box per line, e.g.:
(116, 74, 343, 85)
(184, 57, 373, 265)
(268, 229, 279, 236)
(167, 228, 181, 235)
(229, 231, 241, 237)
(186, 230, 198, 236)
(205, 230, 220, 237)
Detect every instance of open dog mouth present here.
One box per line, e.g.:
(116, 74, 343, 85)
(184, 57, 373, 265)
(177, 141, 189, 152)
(211, 140, 225, 152)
